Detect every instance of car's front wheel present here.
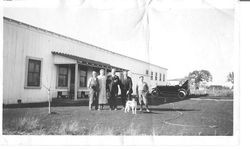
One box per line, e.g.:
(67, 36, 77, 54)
(151, 88, 160, 97)
(177, 89, 187, 100)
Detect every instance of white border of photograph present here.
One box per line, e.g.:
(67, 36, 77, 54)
(0, 0, 245, 147)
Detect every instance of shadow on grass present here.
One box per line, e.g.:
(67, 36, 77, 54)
(141, 111, 161, 114)
(148, 108, 199, 112)
(148, 96, 191, 106)
(3, 97, 190, 109)
(3, 100, 89, 109)
(187, 94, 233, 99)
(188, 94, 209, 98)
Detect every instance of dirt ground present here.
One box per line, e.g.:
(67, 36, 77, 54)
(2, 98, 233, 135)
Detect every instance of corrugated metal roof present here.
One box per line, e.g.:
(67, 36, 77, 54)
(4, 17, 167, 71)
(52, 51, 128, 71)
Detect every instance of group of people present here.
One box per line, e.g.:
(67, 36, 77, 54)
(87, 68, 150, 112)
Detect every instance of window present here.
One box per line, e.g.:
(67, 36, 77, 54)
(159, 73, 162, 81)
(146, 70, 149, 75)
(155, 72, 158, 81)
(163, 74, 165, 82)
(151, 71, 153, 80)
(27, 59, 41, 87)
(58, 66, 68, 87)
(79, 70, 87, 87)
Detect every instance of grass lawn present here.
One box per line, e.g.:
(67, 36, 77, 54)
(2, 98, 233, 136)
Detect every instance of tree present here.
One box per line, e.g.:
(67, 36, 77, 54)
(227, 72, 234, 89)
(188, 70, 212, 89)
(227, 72, 234, 84)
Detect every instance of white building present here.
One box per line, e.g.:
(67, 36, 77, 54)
(3, 17, 168, 104)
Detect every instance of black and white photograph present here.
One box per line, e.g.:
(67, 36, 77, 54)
(1, 0, 248, 147)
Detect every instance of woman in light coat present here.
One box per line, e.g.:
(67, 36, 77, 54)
(97, 69, 108, 110)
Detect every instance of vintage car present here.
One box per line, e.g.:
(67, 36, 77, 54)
(151, 80, 190, 100)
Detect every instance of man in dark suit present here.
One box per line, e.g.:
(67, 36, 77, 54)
(106, 68, 121, 110)
(120, 71, 133, 109)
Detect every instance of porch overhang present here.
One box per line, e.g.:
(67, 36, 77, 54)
(109, 66, 128, 72)
(52, 51, 110, 69)
(52, 51, 128, 71)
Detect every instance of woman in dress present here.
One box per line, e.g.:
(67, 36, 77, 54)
(97, 69, 108, 110)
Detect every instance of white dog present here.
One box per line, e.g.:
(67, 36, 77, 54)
(124, 98, 137, 114)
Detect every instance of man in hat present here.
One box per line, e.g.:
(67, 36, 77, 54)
(120, 71, 133, 109)
(106, 68, 121, 110)
(87, 71, 99, 110)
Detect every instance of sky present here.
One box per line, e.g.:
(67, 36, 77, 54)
(3, 0, 235, 85)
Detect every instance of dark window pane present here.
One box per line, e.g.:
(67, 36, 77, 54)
(79, 70, 87, 87)
(80, 70, 87, 76)
(34, 73, 40, 85)
(35, 64, 40, 73)
(59, 67, 68, 75)
(58, 76, 67, 86)
(58, 66, 68, 87)
(80, 77, 86, 87)
(28, 62, 35, 72)
(27, 59, 41, 87)
(28, 72, 33, 83)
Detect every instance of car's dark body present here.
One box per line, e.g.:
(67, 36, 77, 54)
(151, 80, 190, 99)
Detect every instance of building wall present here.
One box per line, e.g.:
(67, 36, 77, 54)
(3, 18, 167, 104)
(3, 20, 57, 104)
